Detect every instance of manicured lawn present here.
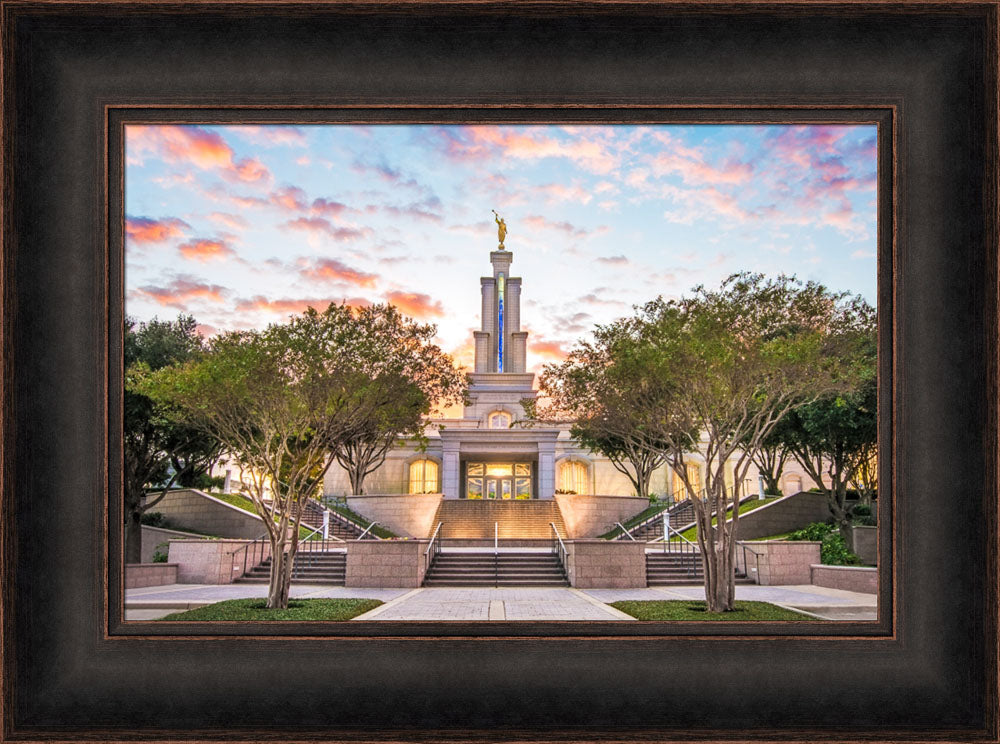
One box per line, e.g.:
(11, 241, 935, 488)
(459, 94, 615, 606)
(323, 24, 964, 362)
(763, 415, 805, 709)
(608, 599, 812, 621)
(159, 598, 383, 621)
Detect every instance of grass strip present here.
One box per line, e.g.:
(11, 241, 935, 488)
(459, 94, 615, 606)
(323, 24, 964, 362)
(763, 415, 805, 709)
(608, 599, 811, 621)
(158, 598, 383, 621)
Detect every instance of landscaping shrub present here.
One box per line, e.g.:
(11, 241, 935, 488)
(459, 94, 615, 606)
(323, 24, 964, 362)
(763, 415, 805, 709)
(140, 511, 169, 528)
(787, 522, 862, 566)
(152, 542, 169, 562)
(851, 503, 876, 526)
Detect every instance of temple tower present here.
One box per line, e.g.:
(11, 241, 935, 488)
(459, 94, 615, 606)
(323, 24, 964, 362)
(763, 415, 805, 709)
(473, 250, 528, 374)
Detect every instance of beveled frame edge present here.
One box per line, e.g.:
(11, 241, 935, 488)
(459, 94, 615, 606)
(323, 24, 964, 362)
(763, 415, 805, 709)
(103, 105, 895, 640)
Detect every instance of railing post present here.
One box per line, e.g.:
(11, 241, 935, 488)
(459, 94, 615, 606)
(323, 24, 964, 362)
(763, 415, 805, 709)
(322, 510, 330, 539)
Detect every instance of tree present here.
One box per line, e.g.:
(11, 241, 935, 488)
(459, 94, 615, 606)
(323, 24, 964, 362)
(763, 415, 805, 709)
(528, 320, 676, 498)
(331, 304, 467, 495)
(141, 303, 461, 609)
(742, 411, 795, 495)
(778, 369, 877, 540)
(624, 273, 871, 612)
(123, 315, 219, 564)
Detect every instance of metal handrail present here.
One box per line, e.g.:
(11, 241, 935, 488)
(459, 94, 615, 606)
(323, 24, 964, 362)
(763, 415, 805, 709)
(425, 521, 443, 572)
(494, 522, 499, 556)
(615, 522, 637, 541)
(355, 521, 380, 541)
(650, 480, 756, 539)
(737, 542, 762, 582)
(229, 532, 268, 579)
(550, 522, 569, 574)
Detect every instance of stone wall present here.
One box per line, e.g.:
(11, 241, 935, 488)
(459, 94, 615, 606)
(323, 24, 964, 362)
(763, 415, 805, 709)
(726, 491, 832, 540)
(849, 526, 878, 565)
(345, 539, 430, 588)
(811, 564, 878, 594)
(737, 541, 821, 585)
(555, 494, 650, 538)
(168, 538, 271, 584)
(146, 489, 264, 538)
(565, 539, 647, 588)
(141, 525, 197, 563)
(125, 563, 178, 589)
(347, 493, 443, 538)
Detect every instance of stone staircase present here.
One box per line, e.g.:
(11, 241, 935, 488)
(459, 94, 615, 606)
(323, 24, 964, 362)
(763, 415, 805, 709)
(432, 500, 568, 539)
(300, 499, 367, 540)
(236, 550, 347, 585)
(423, 552, 569, 587)
(645, 552, 754, 586)
(622, 500, 696, 541)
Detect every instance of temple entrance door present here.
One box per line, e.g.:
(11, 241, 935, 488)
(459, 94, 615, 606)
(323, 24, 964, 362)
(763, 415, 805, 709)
(485, 476, 513, 500)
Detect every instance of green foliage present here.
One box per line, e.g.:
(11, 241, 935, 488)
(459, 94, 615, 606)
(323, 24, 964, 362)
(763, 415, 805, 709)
(608, 600, 811, 621)
(158, 598, 383, 621)
(787, 522, 862, 565)
(140, 511, 169, 528)
(851, 503, 877, 526)
(151, 544, 169, 563)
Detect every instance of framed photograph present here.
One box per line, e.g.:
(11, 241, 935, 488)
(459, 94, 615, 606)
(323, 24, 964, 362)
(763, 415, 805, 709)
(3, 2, 997, 741)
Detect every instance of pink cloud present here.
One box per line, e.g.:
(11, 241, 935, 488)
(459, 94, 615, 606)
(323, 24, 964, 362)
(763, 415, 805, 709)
(228, 126, 307, 147)
(299, 257, 379, 288)
(207, 212, 249, 230)
(522, 215, 608, 239)
(235, 296, 370, 315)
(132, 276, 227, 307)
(126, 216, 190, 244)
(126, 125, 272, 186)
(385, 291, 445, 319)
(282, 217, 371, 242)
(438, 126, 619, 174)
(177, 238, 236, 262)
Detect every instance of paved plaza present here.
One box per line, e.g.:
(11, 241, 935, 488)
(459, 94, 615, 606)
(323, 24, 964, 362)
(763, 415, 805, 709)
(125, 583, 876, 621)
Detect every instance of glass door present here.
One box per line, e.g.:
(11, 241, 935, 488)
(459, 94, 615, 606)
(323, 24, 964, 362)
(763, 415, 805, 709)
(485, 476, 513, 499)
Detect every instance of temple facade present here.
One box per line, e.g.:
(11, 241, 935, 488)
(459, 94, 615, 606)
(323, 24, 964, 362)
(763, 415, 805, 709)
(322, 244, 818, 502)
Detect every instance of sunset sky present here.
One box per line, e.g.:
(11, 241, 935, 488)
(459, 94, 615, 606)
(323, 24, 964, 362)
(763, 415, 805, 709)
(125, 123, 878, 376)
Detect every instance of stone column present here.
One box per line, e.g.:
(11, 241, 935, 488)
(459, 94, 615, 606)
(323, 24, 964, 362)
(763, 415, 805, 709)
(537, 441, 556, 500)
(510, 332, 527, 374)
(473, 331, 490, 373)
(442, 443, 461, 500)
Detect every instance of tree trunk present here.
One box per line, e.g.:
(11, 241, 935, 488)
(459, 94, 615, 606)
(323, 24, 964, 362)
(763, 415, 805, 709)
(125, 510, 143, 564)
(266, 539, 294, 609)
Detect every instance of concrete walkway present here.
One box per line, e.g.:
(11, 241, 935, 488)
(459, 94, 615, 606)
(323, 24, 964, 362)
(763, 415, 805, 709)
(126, 582, 876, 621)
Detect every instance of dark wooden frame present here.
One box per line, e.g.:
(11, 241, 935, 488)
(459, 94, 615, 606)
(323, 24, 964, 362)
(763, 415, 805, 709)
(2, 2, 997, 741)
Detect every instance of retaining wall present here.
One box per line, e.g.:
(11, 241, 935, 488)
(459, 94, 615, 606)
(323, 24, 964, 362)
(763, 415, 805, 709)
(849, 526, 878, 565)
(737, 541, 821, 585)
(555, 494, 650, 538)
(811, 564, 878, 594)
(141, 525, 198, 563)
(168, 538, 271, 584)
(125, 563, 178, 589)
(347, 493, 442, 538)
(144, 489, 263, 538)
(726, 491, 831, 540)
(345, 539, 430, 588)
(565, 539, 647, 588)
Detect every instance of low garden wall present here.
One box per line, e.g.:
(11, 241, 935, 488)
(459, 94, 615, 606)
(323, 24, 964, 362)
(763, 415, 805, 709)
(125, 563, 178, 588)
(555, 494, 650, 538)
(168, 538, 271, 584)
(811, 564, 878, 594)
(347, 493, 442, 538)
(145, 489, 263, 538)
(140, 525, 197, 563)
(737, 540, 821, 585)
(849, 526, 877, 565)
(345, 539, 430, 588)
(565, 539, 646, 588)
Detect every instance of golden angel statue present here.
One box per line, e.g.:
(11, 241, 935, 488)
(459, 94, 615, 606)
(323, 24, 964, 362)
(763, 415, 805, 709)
(492, 209, 507, 250)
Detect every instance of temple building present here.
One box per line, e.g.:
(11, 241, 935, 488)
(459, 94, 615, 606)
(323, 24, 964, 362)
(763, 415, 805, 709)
(322, 241, 817, 504)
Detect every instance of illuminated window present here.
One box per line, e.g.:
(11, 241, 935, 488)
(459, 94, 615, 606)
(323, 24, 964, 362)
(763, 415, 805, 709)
(488, 410, 512, 429)
(557, 459, 589, 495)
(408, 459, 439, 494)
(672, 461, 703, 501)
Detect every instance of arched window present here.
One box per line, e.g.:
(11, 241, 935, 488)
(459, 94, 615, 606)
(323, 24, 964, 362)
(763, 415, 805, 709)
(487, 410, 512, 429)
(408, 459, 439, 494)
(782, 473, 803, 495)
(557, 459, 589, 495)
(671, 461, 703, 501)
